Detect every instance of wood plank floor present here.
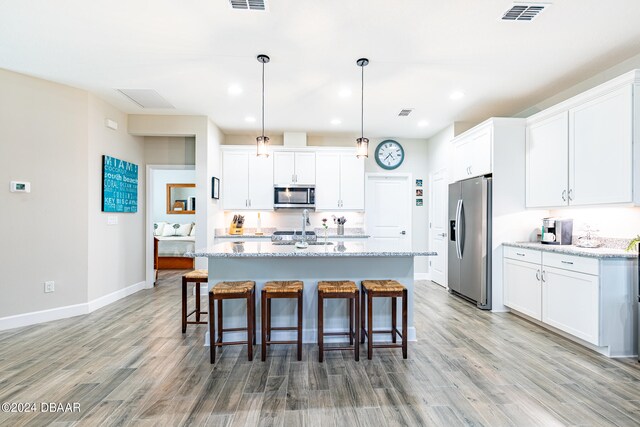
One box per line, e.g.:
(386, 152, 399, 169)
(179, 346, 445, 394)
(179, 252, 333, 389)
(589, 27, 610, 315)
(1, 270, 639, 426)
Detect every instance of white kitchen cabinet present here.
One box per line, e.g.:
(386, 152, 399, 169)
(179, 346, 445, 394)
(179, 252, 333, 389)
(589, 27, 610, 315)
(503, 245, 637, 357)
(525, 71, 639, 208)
(503, 258, 542, 320)
(526, 112, 569, 207)
(542, 266, 600, 345)
(452, 124, 492, 181)
(222, 150, 274, 210)
(569, 85, 633, 206)
(273, 151, 316, 185)
(315, 151, 364, 211)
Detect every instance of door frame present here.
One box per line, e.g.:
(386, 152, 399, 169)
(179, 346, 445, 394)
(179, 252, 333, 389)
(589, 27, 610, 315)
(428, 168, 448, 287)
(145, 164, 196, 287)
(364, 173, 413, 247)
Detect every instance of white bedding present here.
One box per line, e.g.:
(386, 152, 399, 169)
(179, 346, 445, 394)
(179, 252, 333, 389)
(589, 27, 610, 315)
(156, 236, 195, 257)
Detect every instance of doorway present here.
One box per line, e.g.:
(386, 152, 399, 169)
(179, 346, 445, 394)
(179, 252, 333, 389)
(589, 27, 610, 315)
(428, 168, 448, 287)
(365, 174, 412, 245)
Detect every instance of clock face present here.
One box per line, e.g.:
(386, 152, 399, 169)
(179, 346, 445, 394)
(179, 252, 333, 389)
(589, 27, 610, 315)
(375, 140, 404, 170)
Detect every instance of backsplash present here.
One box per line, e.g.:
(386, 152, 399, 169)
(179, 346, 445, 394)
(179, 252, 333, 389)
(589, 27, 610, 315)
(222, 211, 364, 232)
(549, 207, 640, 240)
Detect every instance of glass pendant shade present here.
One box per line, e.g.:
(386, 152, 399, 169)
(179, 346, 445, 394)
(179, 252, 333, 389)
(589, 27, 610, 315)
(356, 137, 369, 159)
(256, 135, 270, 157)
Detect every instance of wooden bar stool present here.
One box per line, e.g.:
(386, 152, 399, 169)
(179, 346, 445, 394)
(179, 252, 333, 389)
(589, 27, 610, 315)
(317, 281, 359, 362)
(360, 280, 407, 360)
(261, 281, 304, 362)
(208, 281, 256, 364)
(182, 269, 208, 333)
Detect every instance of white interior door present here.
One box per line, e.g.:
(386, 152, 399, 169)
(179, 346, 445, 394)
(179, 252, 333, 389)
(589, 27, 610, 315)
(428, 169, 448, 286)
(365, 174, 411, 244)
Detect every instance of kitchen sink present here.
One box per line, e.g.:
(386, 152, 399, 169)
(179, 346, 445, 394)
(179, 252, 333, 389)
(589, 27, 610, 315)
(271, 241, 333, 246)
(272, 231, 316, 236)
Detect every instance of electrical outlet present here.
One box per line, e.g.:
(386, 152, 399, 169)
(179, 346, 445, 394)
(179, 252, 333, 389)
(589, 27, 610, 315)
(44, 281, 55, 293)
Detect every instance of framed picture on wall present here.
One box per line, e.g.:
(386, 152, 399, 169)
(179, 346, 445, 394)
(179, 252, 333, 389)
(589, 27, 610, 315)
(212, 177, 220, 199)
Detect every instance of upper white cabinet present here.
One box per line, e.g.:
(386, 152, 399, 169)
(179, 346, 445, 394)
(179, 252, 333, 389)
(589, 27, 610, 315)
(452, 124, 492, 181)
(526, 112, 569, 207)
(273, 151, 316, 185)
(222, 150, 274, 210)
(316, 151, 364, 211)
(526, 70, 640, 208)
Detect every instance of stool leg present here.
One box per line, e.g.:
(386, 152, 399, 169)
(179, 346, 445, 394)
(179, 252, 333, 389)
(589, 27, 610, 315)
(247, 293, 253, 362)
(297, 289, 303, 361)
(267, 298, 272, 345)
(367, 292, 373, 360)
(360, 287, 366, 344)
(402, 289, 408, 359)
(262, 291, 268, 361)
(195, 283, 201, 323)
(214, 294, 216, 364)
(318, 292, 324, 363)
(217, 299, 223, 344)
(349, 296, 354, 346)
(354, 292, 360, 362)
(252, 289, 257, 345)
(182, 278, 187, 333)
(391, 297, 397, 343)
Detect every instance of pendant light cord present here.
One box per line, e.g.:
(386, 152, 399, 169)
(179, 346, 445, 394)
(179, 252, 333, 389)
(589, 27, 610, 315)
(261, 61, 265, 138)
(360, 64, 364, 139)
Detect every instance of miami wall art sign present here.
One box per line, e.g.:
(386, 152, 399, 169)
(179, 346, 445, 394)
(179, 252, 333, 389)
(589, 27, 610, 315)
(102, 155, 138, 213)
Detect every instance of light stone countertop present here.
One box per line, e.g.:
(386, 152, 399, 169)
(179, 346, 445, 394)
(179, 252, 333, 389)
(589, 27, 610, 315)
(188, 240, 435, 258)
(503, 242, 638, 259)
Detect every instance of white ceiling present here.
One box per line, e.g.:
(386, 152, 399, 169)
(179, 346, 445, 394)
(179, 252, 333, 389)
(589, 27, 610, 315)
(1, 0, 640, 139)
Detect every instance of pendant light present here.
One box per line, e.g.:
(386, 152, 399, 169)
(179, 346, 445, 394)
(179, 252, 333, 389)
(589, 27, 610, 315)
(256, 54, 270, 157)
(355, 57, 369, 159)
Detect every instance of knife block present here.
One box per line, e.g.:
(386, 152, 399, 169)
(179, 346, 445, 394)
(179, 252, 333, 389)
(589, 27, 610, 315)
(229, 224, 244, 235)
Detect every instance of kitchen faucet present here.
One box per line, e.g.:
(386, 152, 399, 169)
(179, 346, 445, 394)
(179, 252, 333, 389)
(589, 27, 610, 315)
(296, 209, 310, 248)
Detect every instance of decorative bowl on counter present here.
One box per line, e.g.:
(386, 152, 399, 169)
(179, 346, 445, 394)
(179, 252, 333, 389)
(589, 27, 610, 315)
(575, 237, 603, 248)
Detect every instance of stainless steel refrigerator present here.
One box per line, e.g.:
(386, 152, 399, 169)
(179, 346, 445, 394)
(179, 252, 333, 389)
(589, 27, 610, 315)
(448, 176, 492, 310)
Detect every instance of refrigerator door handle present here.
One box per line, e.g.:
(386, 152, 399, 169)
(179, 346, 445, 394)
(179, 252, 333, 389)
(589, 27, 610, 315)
(455, 199, 463, 259)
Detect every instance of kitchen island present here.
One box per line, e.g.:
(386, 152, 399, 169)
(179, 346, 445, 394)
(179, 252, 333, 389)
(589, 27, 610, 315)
(188, 240, 436, 346)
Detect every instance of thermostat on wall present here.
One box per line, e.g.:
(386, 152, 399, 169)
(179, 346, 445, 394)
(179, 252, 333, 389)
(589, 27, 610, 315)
(10, 181, 31, 193)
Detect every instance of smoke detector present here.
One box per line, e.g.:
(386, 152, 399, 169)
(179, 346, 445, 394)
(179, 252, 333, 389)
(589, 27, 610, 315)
(501, 2, 550, 21)
(229, 0, 267, 11)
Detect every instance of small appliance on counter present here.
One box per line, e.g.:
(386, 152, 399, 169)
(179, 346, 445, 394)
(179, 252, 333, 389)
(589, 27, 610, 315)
(541, 217, 573, 245)
(229, 215, 244, 235)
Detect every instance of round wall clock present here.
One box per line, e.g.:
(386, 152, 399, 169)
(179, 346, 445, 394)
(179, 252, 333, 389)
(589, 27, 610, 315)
(375, 140, 404, 170)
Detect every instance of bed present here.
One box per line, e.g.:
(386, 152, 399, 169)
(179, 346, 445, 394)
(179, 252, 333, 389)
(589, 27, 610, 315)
(153, 222, 196, 270)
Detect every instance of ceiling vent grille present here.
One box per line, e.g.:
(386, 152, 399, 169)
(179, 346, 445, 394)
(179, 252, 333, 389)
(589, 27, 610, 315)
(501, 3, 548, 21)
(398, 109, 413, 117)
(229, 0, 266, 10)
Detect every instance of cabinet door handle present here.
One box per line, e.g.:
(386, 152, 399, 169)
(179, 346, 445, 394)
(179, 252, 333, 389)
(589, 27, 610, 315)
(562, 190, 567, 202)
(245, 200, 248, 207)
(536, 269, 541, 281)
(568, 189, 573, 201)
(541, 271, 546, 282)
(516, 252, 525, 257)
(469, 166, 472, 175)
(561, 260, 573, 265)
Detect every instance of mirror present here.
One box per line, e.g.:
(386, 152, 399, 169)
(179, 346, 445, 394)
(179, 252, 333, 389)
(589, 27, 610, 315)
(167, 183, 196, 214)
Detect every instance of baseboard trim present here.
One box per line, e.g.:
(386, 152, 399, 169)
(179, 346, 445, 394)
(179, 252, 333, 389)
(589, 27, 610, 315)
(414, 273, 430, 281)
(0, 281, 148, 331)
(204, 327, 418, 347)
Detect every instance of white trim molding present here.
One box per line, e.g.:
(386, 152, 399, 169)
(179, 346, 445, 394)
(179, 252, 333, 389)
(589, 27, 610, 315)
(0, 281, 148, 331)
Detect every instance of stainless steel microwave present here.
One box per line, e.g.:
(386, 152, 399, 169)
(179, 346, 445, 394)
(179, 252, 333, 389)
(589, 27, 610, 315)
(273, 185, 315, 209)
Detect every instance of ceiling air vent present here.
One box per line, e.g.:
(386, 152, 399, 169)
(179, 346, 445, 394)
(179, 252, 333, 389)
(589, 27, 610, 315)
(501, 2, 549, 21)
(229, 0, 266, 11)
(117, 89, 175, 109)
(398, 109, 413, 117)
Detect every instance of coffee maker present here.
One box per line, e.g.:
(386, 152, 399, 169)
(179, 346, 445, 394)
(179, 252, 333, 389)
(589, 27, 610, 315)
(541, 218, 573, 245)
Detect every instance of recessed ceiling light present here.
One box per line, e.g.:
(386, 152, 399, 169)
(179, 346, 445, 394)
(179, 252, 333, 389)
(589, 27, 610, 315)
(450, 90, 465, 100)
(338, 88, 352, 98)
(228, 84, 243, 96)
(418, 120, 430, 127)
(330, 119, 342, 125)
(244, 116, 256, 122)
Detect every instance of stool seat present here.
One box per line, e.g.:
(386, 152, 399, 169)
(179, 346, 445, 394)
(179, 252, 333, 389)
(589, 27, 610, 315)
(184, 269, 208, 280)
(263, 281, 304, 293)
(318, 280, 357, 293)
(362, 280, 406, 292)
(211, 281, 255, 294)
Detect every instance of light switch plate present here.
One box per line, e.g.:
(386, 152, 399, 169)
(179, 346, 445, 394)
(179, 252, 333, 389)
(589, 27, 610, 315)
(107, 216, 118, 225)
(44, 281, 55, 293)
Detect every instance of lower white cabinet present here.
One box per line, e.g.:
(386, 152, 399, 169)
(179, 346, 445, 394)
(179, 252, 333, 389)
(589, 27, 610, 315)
(503, 258, 542, 320)
(503, 246, 637, 357)
(542, 266, 599, 345)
